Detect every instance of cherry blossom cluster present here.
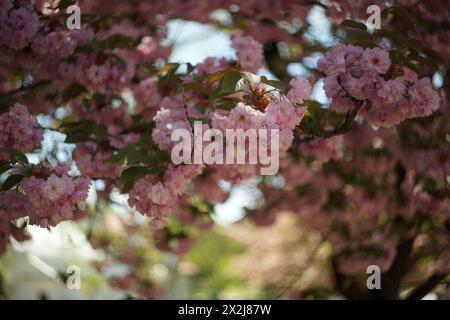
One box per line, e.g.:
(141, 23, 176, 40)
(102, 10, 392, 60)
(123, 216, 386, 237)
(318, 44, 440, 127)
(0, 5, 40, 50)
(231, 35, 264, 73)
(0, 103, 43, 155)
(0, 190, 30, 254)
(74, 142, 123, 179)
(19, 163, 91, 227)
(128, 164, 203, 220)
(0, 163, 90, 252)
(0, 0, 448, 299)
(212, 79, 311, 148)
(298, 135, 344, 163)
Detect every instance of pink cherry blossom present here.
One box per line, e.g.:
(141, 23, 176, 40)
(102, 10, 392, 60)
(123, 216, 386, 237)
(287, 77, 312, 104)
(0, 103, 43, 155)
(0, 7, 40, 50)
(231, 35, 264, 73)
(363, 47, 391, 74)
(408, 78, 441, 117)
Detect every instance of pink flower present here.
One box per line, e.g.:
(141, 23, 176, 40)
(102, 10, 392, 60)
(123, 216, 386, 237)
(137, 36, 158, 59)
(132, 78, 161, 112)
(345, 45, 365, 78)
(69, 27, 95, 46)
(227, 103, 264, 130)
(287, 77, 312, 104)
(128, 164, 202, 218)
(408, 78, 440, 118)
(86, 64, 110, 86)
(149, 182, 171, 205)
(195, 57, 230, 74)
(19, 164, 91, 227)
(265, 100, 304, 130)
(299, 135, 344, 163)
(74, 143, 123, 179)
(399, 65, 418, 82)
(322, 76, 354, 113)
(231, 35, 264, 73)
(317, 43, 347, 77)
(345, 76, 367, 99)
(0, 190, 30, 220)
(32, 30, 77, 61)
(363, 100, 409, 127)
(318, 43, 440, 126)
(378, 78, 405, 104)
(363, 47, 391, 74)
(165, 164, 203, 196)
(0, 7, 40, 50)
(44, 174, 70, 201)
(211, 110, 231, 130)
(152, 108, 192, 151)
(0, 103, 43, 154)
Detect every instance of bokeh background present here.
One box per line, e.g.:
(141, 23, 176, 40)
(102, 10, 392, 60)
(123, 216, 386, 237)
(0, 2, 448, 300)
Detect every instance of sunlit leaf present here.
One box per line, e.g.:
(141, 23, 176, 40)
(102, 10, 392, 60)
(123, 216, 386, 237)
(1, 174, 24, 191)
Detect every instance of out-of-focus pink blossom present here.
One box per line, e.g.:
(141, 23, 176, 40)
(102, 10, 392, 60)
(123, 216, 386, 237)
(0, 103, 43, 154)
(231, 35, 264, 73)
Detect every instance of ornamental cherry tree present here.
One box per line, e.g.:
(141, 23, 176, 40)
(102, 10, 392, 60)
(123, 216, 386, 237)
(0, 0, 449, 299)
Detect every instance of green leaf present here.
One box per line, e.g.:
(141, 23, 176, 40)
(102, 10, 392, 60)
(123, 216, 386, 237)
(183, 82, 207, 94)
(422, 48, 443, 63)
(215, 97, 240, 110)
(91, 124, 108, 141)
(345, 29, 373, 47)
(0, 160, 11, 175)
(209, 87, 225, 100)
(407, 39, 424, 54)
(206, 68, 232, 85)
(157, 63, 180, 76)
(62, 84, 87, 102)
(240, 71, 262, 86)
(341, 19, 367, 31)
(138, 128, 154, 145)
(91, 39, 105, 53)
(381, 7, 393, 19)
(186, 63, 195, 73)
(374, 29, 404, 45)
(120, 166, 149, 193)
(265, 79, 286, 91)
(121, 166, 148, 183)
(2, 148, 29, 164)
(91, 93, 104, 105)
(0, 95, 13, 109)
(56, 0, 76, 10)
(104, 34, 136, 49)
(392, 6, 416, 31)
(218, 70, 242, 95)
(415, 55, 439, 72)
(1, 174, 24, 191)
(64, 131, 89, 143)
(107, 150, 128, 164)
(62, 120, 108, 143)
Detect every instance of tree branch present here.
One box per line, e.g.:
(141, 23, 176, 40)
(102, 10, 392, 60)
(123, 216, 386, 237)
(332, 256, 367, 299)
(406, 273, 448, 300)
(381, 238, 415, 299)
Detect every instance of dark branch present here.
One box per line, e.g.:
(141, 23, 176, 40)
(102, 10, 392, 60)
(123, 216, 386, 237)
(406, 273, 448, 300)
